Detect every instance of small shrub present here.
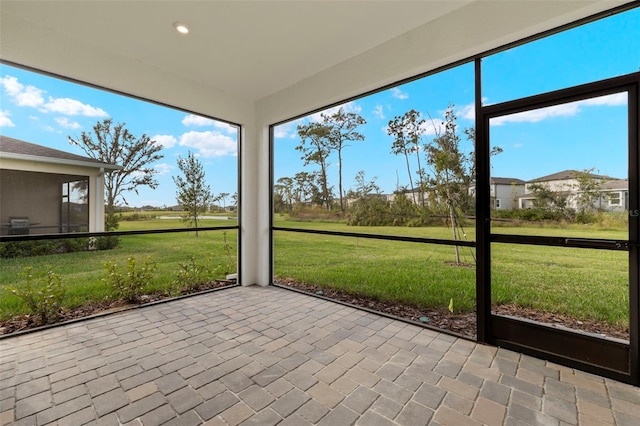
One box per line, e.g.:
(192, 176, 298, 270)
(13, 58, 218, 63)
(103, 256, 156, 302)
(95, 235, 120, 251)
(105, 212, 121, 231)
(222, 231, 236, 275)
(59, 238, 89, 253)
(172, 256, 218, 295)
(2, 266, 65, 325)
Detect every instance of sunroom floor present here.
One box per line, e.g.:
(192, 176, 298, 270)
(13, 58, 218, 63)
(1, 285, 639, 425)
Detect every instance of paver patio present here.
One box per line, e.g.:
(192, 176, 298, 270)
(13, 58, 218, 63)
(0, 285, 639, 425)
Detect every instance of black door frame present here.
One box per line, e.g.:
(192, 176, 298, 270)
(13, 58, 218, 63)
(476, 70, 640, 385)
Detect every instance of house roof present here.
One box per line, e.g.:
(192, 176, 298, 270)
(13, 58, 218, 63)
(491, 177, 526, 185)
(528, 170, 614, 183)
(0, 135, 121, 170)
(601, 179, 628, 190)
(0, 1, 628, 126)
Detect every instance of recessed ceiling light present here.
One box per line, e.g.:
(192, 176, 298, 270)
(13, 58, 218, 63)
(174, 22, 189, 34)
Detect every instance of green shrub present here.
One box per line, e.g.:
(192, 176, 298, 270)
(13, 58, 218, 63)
(95, 235, 120, 251)
(0, 238, 90, 259)
(2, 266, 65, 325)
(120, 213, 153, 221)
(172, 256, 218, 295)
(59, 238, 89, 253)
(103, 256, 156, 302)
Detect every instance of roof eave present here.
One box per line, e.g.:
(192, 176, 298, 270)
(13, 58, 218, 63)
(0, 152, 122, 171)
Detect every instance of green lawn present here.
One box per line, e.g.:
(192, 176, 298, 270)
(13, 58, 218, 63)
(0, 214, 630, 330)
(274, 216, 629, 328)
(0, 222, 237, 321)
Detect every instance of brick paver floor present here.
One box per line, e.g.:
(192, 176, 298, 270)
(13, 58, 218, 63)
(1, 286, 639, 425)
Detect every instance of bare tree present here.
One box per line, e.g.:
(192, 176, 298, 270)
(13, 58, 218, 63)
(69, 119, 163, 230)
(296, 122, 332, 209)
(323, 108, 366, 211)
(388, 110, 425, 205)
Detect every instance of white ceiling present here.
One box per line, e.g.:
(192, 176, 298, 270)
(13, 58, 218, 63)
(0, 0, 633, 124)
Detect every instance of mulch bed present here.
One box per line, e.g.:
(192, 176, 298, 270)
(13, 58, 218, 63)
(275, 278, 630, 341)
(2, 277, 629, 342)
(0, 279, 236, 335)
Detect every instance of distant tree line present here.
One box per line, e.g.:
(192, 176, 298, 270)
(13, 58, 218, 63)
(276, 104, 490, 223)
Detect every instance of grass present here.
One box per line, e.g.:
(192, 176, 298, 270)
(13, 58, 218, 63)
(0, 220, 237, 321)
(0, 212, 630, 331)
(274, 215, 629, 328)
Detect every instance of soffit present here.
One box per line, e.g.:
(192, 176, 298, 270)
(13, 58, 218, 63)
(0, 0, 471, 101)
(0, 1, 632, 123)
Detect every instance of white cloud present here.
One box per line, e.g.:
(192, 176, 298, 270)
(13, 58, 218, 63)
(1, 75, 109, 117)
(43, 97, 108, 117)
(54, 117, 82, 129)
(391, 88, 409, 100)
(492, 103, 578, 125)
(179, 131, 237, 158)
(492, 92, 627, 126)
(153, 163, 173, 175)
(152, 134, 178, 149)
(182, 114, 214, 127)
(580, 92, 627, 106)
(0, 75, 44, 107)
(421, 118, 444, 136)
(273, 122, 296, 139)
(182, 113, 238, 135)
(457, 102, 475, 120)
(213, 121, 238, 135)
(373, 105, 385, 120)
(0, 110, 15, 127)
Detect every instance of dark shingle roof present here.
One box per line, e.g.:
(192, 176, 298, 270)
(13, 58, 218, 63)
(601, 179, 628, 190)
(491, 177, 525, 185)
(528, 169, 613, 183)
(0, 135, 120, 169)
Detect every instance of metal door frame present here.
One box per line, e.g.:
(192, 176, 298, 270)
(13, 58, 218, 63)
(476, 70, 640, 385)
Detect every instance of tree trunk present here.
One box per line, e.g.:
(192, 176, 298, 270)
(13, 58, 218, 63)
(449, 203, 461, 265)
(404, 152, 416, 205)
(338, 149, 344, 212)
(320, 165, 330, 210)
(414, 147, 424, 207)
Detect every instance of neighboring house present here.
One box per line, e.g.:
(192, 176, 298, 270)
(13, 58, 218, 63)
(489, 177, 526, 210)
(0, 135, 121, 235)
(468, 177, 526, 210)
(599, 178, 628, 212)
(518, 169, 623, 211)
(385, 190, 422, 205)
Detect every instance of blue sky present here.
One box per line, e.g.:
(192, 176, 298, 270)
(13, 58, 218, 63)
(1, 7, 638, 206)
(274, 7, 639, 196)
(0, 67, 239, 208)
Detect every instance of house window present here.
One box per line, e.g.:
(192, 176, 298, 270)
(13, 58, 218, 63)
(495, 199, 501, 209)
(609, 192, 622, 207)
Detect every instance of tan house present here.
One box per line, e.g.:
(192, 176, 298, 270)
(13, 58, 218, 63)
(518, 169, 625, 211)
(0, 135, 120, 235)
(600, 178, 629, 211)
